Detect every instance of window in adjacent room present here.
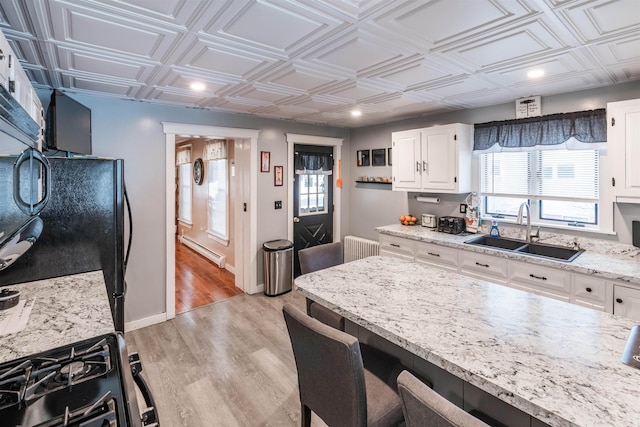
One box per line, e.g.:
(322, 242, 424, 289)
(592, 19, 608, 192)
(204, 140, 228, 242)
(176, 146, 192, 224)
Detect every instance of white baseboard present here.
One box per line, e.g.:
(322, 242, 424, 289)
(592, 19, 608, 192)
(124, 312, 167, 333)
(225, 263, 235, 274)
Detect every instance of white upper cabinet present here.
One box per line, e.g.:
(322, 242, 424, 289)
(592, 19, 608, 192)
(392, 123, 472, 193)
(608, 98, 640, 202)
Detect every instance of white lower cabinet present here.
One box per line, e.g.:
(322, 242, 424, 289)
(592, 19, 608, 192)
(377, 233, 640, 320)
(458, 251, 508, 284)
(571, 274, 608, 312)
(613, 284, 640, 321)
(379, 234, 414, 261)
(508, 261, 572, 303)
(414, 242, 458, 271)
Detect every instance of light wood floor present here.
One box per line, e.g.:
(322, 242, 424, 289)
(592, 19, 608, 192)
(175, 239, 243, 314)
(126, 290, 328, 426)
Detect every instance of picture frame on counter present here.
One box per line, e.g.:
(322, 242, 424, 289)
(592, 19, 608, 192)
(357, 150, 370, 167)
(274, 165, 283, 186)
(372, 148, 386, 166)
(260, 151, 270, 172)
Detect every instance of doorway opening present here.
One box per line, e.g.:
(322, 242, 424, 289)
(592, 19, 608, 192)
(286, 133, 343, 275)
(174, 136, 242, 313)
(162, 123, 260, 321)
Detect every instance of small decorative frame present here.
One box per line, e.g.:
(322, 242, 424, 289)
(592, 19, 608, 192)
(274, 165, 283, 186)
(388, 147, 392, 166)
(260, 151, 270, 172)
(357, 150, 370, 167)
(193, 158, 204, 185)
(372, 149, 386, 166)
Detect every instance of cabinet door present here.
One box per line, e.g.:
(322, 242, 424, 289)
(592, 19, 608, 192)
(392, 130, 422, 190)
(608, 99, 640, 200)
(613, 284, 640, 321)
(421, 127, 456, 191)
(509, 261, 571, 302)
(571, 274, 607, 311)
(414, 241, 458, 271)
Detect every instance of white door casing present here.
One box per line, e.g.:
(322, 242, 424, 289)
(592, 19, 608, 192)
(285, 134, 343, 245)
(162, 122, 259, 321)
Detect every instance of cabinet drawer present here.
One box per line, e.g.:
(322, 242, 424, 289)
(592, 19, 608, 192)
(458, 251, 507, 282)
(379, 234, 414, 260)
(572, 274, 606, 310)
(414, 242, 457, 271)
(613, 283, 640, 321)
(509, 261, 571, 296)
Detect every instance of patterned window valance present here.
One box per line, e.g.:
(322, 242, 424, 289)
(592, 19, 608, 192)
(176, 146, 191, 165)
(203, 140, 227, 161)
(294, 152, 333, 175)
(473, 109, 607, 152)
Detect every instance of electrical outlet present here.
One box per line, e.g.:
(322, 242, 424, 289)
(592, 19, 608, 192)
(275, 201, 282, 209)
(459, 204, 467, 214)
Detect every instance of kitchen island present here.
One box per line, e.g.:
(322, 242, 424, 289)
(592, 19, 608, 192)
(0, 270, 114, 363)
(295, 256, 640, 427)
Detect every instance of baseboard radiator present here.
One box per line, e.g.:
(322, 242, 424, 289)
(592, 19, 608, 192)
(344, 235, 380, 263)
(179, 235, 226, 269)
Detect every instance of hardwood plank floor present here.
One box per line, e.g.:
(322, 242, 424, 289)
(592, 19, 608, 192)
(176, 238, 243, 314)
(126, 291, 328, 426)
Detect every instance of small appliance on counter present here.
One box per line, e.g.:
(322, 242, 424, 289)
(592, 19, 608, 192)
(421, 214, 437, 228)
(438, 216, 466, 234)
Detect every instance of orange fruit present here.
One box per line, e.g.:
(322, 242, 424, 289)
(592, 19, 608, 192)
(411, 216, 416, 222)
(400, 215, 406, 221)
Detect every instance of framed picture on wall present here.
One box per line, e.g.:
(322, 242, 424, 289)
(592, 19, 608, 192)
(261, 151, 270, 172)
(372, 149, 386, 166)
(357, 150, 370, 167)
(274, 166, 283, 186)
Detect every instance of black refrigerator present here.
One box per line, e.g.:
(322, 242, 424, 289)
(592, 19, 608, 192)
(0, 156, 128, 331)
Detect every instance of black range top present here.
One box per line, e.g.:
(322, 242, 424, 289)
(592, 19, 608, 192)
(0, 333, 156, 426)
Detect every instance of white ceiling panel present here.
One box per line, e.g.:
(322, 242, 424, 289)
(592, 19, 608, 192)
(0, 0, 637, 127)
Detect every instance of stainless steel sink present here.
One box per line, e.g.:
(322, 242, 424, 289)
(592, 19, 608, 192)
(514, 242, 583, 262)
(464, 235, 583, 262)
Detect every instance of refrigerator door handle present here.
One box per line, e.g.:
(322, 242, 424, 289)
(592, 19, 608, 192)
(13, 148, 51, 216)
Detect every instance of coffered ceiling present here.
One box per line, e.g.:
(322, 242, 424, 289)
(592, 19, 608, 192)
(1, 0, 639, 127)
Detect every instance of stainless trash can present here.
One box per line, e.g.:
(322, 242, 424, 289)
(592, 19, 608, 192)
(263, 239, 294, 296)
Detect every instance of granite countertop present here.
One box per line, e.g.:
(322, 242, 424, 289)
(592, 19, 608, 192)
(377, 224, 640, 285)
(295, 256, 640, 427)
(0, 270, 114, 364)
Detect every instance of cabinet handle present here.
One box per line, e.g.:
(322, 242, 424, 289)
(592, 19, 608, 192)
(427, 252, 440, 257)
(529, 274, 547, 281)
(475, 262, 489, 268)
(416, 161, 420, 172)
(616, 298, 623, 304)
(586, 287, 592, 293)
(390, 243, 400, 248)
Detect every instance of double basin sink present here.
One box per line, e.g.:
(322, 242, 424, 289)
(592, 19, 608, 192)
(464, 235, 584, 262)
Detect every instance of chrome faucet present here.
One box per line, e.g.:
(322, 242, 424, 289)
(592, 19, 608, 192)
(517, 202, 532, 243)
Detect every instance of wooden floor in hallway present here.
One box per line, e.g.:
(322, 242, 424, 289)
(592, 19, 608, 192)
(175, 238, 243, 314)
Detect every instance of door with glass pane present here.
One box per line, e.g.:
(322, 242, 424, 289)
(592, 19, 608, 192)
(293, 145, 334, 277)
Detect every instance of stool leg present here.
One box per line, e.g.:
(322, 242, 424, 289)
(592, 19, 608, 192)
(301, 404, 312, 427)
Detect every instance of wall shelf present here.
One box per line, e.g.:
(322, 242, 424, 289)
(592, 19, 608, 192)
(355, 180, 391, 185)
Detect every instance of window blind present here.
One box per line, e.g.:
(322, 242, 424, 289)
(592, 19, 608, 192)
(203, 140, 227, 161)
(176, 146, 191, 165)
(481, 149, 598, 202)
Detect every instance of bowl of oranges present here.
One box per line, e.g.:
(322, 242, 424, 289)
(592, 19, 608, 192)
(399, 215, 417, 225)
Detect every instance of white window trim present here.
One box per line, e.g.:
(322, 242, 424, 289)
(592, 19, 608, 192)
(207, 231, 229, 246)
(475, 149, 614, 236)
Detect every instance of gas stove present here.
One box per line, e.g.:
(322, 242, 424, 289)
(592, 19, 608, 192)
(0, 333, 157, 426)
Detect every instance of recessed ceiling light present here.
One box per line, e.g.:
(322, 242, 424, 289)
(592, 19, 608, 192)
(190, 82, 206, 91)
(351, 109, 362, 117)
(527, 69, 545, 79)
